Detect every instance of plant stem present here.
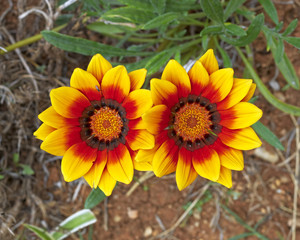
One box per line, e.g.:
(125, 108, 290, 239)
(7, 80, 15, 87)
(0, 24, 67, 55)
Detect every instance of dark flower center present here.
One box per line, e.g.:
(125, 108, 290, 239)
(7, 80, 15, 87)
(168, 95, 222, 151)
(79, 99, 128, 150)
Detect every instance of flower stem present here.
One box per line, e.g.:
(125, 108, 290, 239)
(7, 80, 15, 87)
(0, 24, 67, 55)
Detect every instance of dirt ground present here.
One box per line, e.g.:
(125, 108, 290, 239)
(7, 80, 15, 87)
(0, 1, 300, 240)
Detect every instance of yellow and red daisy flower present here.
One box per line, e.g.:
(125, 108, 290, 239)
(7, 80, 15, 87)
(34, 54, 154, 196)
(139, 49, 262, 190)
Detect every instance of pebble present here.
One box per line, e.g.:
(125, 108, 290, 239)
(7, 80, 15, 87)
(144, 226, 152, 237)
(254, 147, 279, 163)
(114, 215, 122, 222)
(127, 208, 138, 219)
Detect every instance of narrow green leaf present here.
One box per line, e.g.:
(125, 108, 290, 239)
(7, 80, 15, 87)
(258, 0, 278, 24)
(229, 233, 254, 240)
(150, 0, 166, 15)
(221, 13, 264, 46)
(283, 36, 300, 49)
(42, 31, 152, 57)
(274, 38, 284, 64)
(87, 22, 126, 34)
(117, 0, 154, 10)
(84, 187, 107, 209)
(145, 49, 175, 76)
(216, 45, 232, 68)
(24, 224, 54, 240)
(200, 25, 223, 36)
(268, 37, 300, 89)
(166, 0, 198, 12)
(201, 35, 209, 50)
(224, 0, 246, 20)
(20, 164, 35, 175)
(102, 6, 156, 24)
(174, 50, 181, 64)
(13, 153, 19, 164)
(142, 12, 180, 30)
(252, 121, 284, 150)
(282, 19, 298, 36)
(200, 0, 224, 24)
(274, 21, 284, 33)
(52, 209, 96, 240)
(236, 47, 300, 116)
(225, 23, 247, 36)
(0, 175, 4, 180)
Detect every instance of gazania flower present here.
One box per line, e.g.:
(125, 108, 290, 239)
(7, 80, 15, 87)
(139, 49, 262, 190)
(34, 54, 154, 196)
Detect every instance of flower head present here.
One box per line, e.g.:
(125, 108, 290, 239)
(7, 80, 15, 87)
(34, 54, 154, 196)
(140, 49, 262, 190)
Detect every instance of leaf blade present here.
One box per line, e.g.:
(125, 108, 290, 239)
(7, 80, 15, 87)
(84, 187, 107, 209)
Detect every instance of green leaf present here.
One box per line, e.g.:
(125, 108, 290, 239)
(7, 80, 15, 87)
(216, 45, 232, 68)
(20, 164, 34, 175)
(84, 187, 107, 209)
(283, 36, 300, 49)
(229, 233, 254, 240)
(200, 0, 224, 24)
(42, 31, 152, 57)
(142, 12, 180, 30)
(200, 25, 223, 36)
(224, 0, 246, 20)
(236, 46, 300, 116)
(221, 13, 264, 46)
(166, 0, 198, 12)
(252, 121, 284, 150)
(282, 19, 298, 36)
(274, 38, 284, 64)
(225, 23, 247, 36)
(52, 209, 96, 240)
(174, 50, 181, 64)
(145, 49, 175, 76)
(150, 0, 166, 14)
(258, 0, 278, 24)
(102, 6, 156, 24)
(24, 224, 54, 240)
(117, 0, 154, 10)
(268, 37, 300, 89)
(13, 153, 19, 164)
(86, 22, 127, 35)
(0, 175, 4, 180)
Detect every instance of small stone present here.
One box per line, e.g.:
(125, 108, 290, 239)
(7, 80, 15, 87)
(254, 147, 279, 163)
(114, 215, 122, 223)
(144, 226, 152, 237)
(127, 208, 138, 219)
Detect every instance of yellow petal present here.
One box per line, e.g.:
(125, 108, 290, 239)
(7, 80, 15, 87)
(217, 78, 253, 110)
(242, 83, 256, 102)
(38, 106, 79, 128)
(98, 167, 117, 196)
(133, 160, 152, 171)
(128, 118, 146, 130)
(84, 150, 107, 188)
(219, 102, 262, 129)
(126, 129, 155, 151)
(198, 49, 219, 75)
(122, 89, 153, 119)
(101, 65, 130, 103)
(87, 54, 112, 83)
(188, 61, 209, 95)
(61, 142, 97, 182)
(40, 127, 82, 156)
(50, 87, 90, 118)
(161, 59, 191, 98)
(192, 147, 220, 181)
(107, 144, 133, 184)
(219, 127, 262, 150)
(201, 68, 234, 103)
(176, 147, 197, 191)
(34, 123, 56, 141)
(129, 68, 147, 91)
(214, 140, 244, 171)
(216, 166, 232, 188)
(142, 105, 170, 135)
(150, 78, 178, 108)
(152, 139, 179, 177)
(70, 68, 101, 101)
